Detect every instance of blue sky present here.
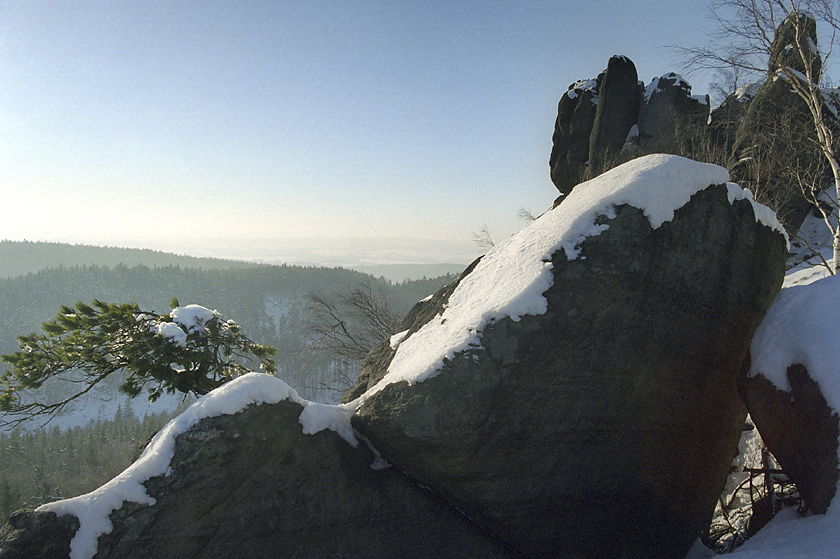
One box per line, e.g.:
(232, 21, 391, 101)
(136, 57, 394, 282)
(1, 1, 721, 263)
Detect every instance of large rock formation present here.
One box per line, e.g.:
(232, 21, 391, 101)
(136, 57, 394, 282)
(639, 73, 709, 153)
(349, 155, 788, 559)
(549, 56, 709, 197)
(739, 363, 839, 514)
(1, 392, 516, 559)
(586, 55, 641, 179)
(0, 155, 789, 559)
(551, 16, 839, 234)
(728, 13, 829, 231)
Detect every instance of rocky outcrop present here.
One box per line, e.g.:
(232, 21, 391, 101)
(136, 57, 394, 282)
(729, 14, 829, 231)
(639, 73, 708, 152)
(2, 398, 516, 559)
(549, 57, 709, 197)
(587, 55, 641, 179)
(0, 156, 789, 559)
(739, 362, 839, 514)
(551, 15, 840, 234)
(0, 510, 78, 559)
(350, 157, 788, 559)
(738, 271, 840, 519)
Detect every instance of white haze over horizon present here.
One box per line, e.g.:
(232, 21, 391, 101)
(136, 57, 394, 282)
(14, 234, 483, 269)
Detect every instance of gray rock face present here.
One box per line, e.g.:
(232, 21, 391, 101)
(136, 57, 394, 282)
(0, 400, 516, 559)
(638, 73, 709, 153)
(0, 510, 78, 559)
(728, 76, 823, 230)
(769, 14, 821, 79)
(739, 362, 840, 514)
(724, 14, 830, 231)
(549, 78, 599, 196)
(586, 55, 641, 179)
(351, 184, 787, 559)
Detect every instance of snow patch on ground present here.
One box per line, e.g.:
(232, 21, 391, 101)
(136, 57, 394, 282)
(37, 373, 356, 559)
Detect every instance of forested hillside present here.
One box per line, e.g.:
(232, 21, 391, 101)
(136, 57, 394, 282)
(0, 244, 458, 521)
(0, 261, 455, 405)
(0, 240, 257, 278)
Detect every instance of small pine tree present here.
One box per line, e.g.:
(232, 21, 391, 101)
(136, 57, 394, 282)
(0, 299, 276, 427)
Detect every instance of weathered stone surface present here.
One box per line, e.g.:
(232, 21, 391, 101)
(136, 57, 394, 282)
(549, 59, 711, 198)
(350, 184, 787, 559)
(769, 14, 821, 79)
(0, 510, 78, 559)
(549, 16, 836, 233)
(729, 75, 821, 230)
(739, 361, 840, 514)
(549, 78, 599, 196)
(585, 55, 641, 180)
(708, 83, 756, 155)
(638, 73, 709, 153)
(0, 400, 516, 559)
(342, 257, 482, 404)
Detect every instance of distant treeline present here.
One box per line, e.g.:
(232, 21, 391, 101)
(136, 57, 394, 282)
(0, 240, 257, 278)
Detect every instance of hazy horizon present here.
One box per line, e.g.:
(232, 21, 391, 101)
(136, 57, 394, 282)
(3, 2, 728, 259)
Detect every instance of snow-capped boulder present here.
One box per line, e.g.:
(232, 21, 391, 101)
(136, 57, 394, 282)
(0, 375, 517, 559)
(348, 155, 788, 559)
(739, 363, 838, 514)
(740, 274, 840, 514)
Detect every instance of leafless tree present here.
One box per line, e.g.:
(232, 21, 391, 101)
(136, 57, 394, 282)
(680, 0, 840, 271)
(471, 223, 495, 249)
(305, 283, 402, 363)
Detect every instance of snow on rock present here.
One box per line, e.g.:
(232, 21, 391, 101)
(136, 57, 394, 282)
(728, 266, 840, 557)
(348, 154, 782, 407)
(389, 330, 409, 350)
(37, 373, 356, 559)
(726, 184, 790, 247)
(643, 72, 691, 102)
(566, 78, 598, 100)
(749, 273, 840, 402)
(29, 154, 790, 559)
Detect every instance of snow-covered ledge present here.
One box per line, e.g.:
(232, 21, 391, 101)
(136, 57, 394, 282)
(38, 373, 354, 559)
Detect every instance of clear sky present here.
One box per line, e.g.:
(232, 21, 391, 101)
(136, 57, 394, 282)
(0, 1, 722, 264)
